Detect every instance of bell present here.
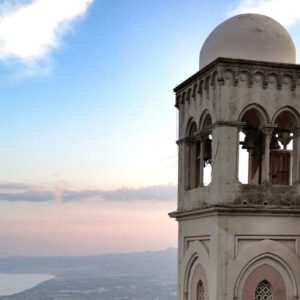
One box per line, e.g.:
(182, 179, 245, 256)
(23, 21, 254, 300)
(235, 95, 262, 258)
(242, 134, 256, 149)
(203, 138, 212, 163)
(270, 134, 280, 150)
(278, 132, 292, 150)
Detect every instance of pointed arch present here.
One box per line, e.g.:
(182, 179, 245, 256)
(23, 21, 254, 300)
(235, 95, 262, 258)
(271, 106, 300, 184)
(272, 105, 300, 128)
(185, 117, 198, 137)
(199, 110, 213, 131)
(183, 241, 210, 300)
(243, 264, 284, 300)
(238, 104, 270, 185)
(238, 103, 270, 127)
(233, 240, 299, 300)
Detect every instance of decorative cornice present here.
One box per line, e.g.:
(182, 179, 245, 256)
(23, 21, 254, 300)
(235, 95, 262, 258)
(169, 204, 300, 220)
(174, 57, 300, 93)
(174, 57, 300, 109)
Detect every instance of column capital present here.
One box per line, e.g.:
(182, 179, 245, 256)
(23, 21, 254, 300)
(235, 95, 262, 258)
(194, 130, 209, 141)
(261, 124, 277, 136)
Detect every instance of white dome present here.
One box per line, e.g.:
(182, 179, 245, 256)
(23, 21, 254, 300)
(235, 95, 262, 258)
(199, 14, 296, 69)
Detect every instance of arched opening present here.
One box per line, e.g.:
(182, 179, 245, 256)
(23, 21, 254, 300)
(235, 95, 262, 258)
(199, 112, 212, 186)
(271, 109, 298, 185)
(185, 258, 209, 300)
(197, 280, 205, 300)
(203, 134, 212, 186)
(255, 280, 273, 300)
(239, 106, 268, 184)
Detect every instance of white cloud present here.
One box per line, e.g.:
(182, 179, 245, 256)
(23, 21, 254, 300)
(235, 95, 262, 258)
(0, 0, 94, 74)
(232, 0, 300, 27)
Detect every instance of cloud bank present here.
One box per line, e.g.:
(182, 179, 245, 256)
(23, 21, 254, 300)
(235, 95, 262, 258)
(0, 182, 177, 202)
(0, 190, 55, 202)
(61, 185, 177, 202)
(0, 182, 33, 190)
(0, 0, 94, 74)
(232, 0, 300, 27)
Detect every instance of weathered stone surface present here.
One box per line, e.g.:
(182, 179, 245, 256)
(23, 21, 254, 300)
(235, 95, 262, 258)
(171, 14, 300, 300)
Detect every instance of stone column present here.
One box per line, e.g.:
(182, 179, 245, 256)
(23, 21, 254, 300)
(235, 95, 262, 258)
(182, 137, 196, 190)
(184, 141, 191, 190)
(176, 138, 185, 204)
(293, 128, 300, 184)
(195, 131, 209, 187)
(262, 126, 276, 184)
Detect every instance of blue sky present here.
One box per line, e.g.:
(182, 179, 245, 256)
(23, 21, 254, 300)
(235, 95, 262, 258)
(1, 0, 300, 256)
(0, 0, 235, 189)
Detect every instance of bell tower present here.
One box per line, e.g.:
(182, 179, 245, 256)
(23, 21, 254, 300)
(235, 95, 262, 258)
(170, 14, 300, 300)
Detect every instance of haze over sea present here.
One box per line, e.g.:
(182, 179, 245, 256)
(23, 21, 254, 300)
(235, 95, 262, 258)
(0, 273, 54, 297)
(0, 249, 177, 299)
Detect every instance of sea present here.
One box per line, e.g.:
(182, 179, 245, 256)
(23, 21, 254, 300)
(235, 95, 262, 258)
(0, 273, 54, 296)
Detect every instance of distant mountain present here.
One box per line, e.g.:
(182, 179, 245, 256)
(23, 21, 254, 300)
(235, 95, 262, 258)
(0, 248, 177, 300)
(0, 247, 177, 277)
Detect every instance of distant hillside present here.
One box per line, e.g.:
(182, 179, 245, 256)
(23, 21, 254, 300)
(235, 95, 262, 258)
(0, 247, 177, 277)
(0, 248, 177, 300)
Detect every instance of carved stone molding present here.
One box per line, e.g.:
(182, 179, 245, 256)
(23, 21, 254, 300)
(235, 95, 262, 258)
(176, 137, 197, 145)
(174, 57, 300, 109)
(184, 235, 210, 255)
(210, 121, 246, 130)
(234, 235, 300, 259)
(194, 130, 210, 141)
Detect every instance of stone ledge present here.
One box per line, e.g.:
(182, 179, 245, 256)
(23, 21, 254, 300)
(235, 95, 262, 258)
(235, 184, 300, 206)
(169, 204, 300, 220)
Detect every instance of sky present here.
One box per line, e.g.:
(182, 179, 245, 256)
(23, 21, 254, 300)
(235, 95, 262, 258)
(1, 0, 300, 256)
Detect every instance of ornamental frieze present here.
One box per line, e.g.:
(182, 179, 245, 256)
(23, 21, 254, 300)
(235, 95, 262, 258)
(175, 58, 300, 108)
